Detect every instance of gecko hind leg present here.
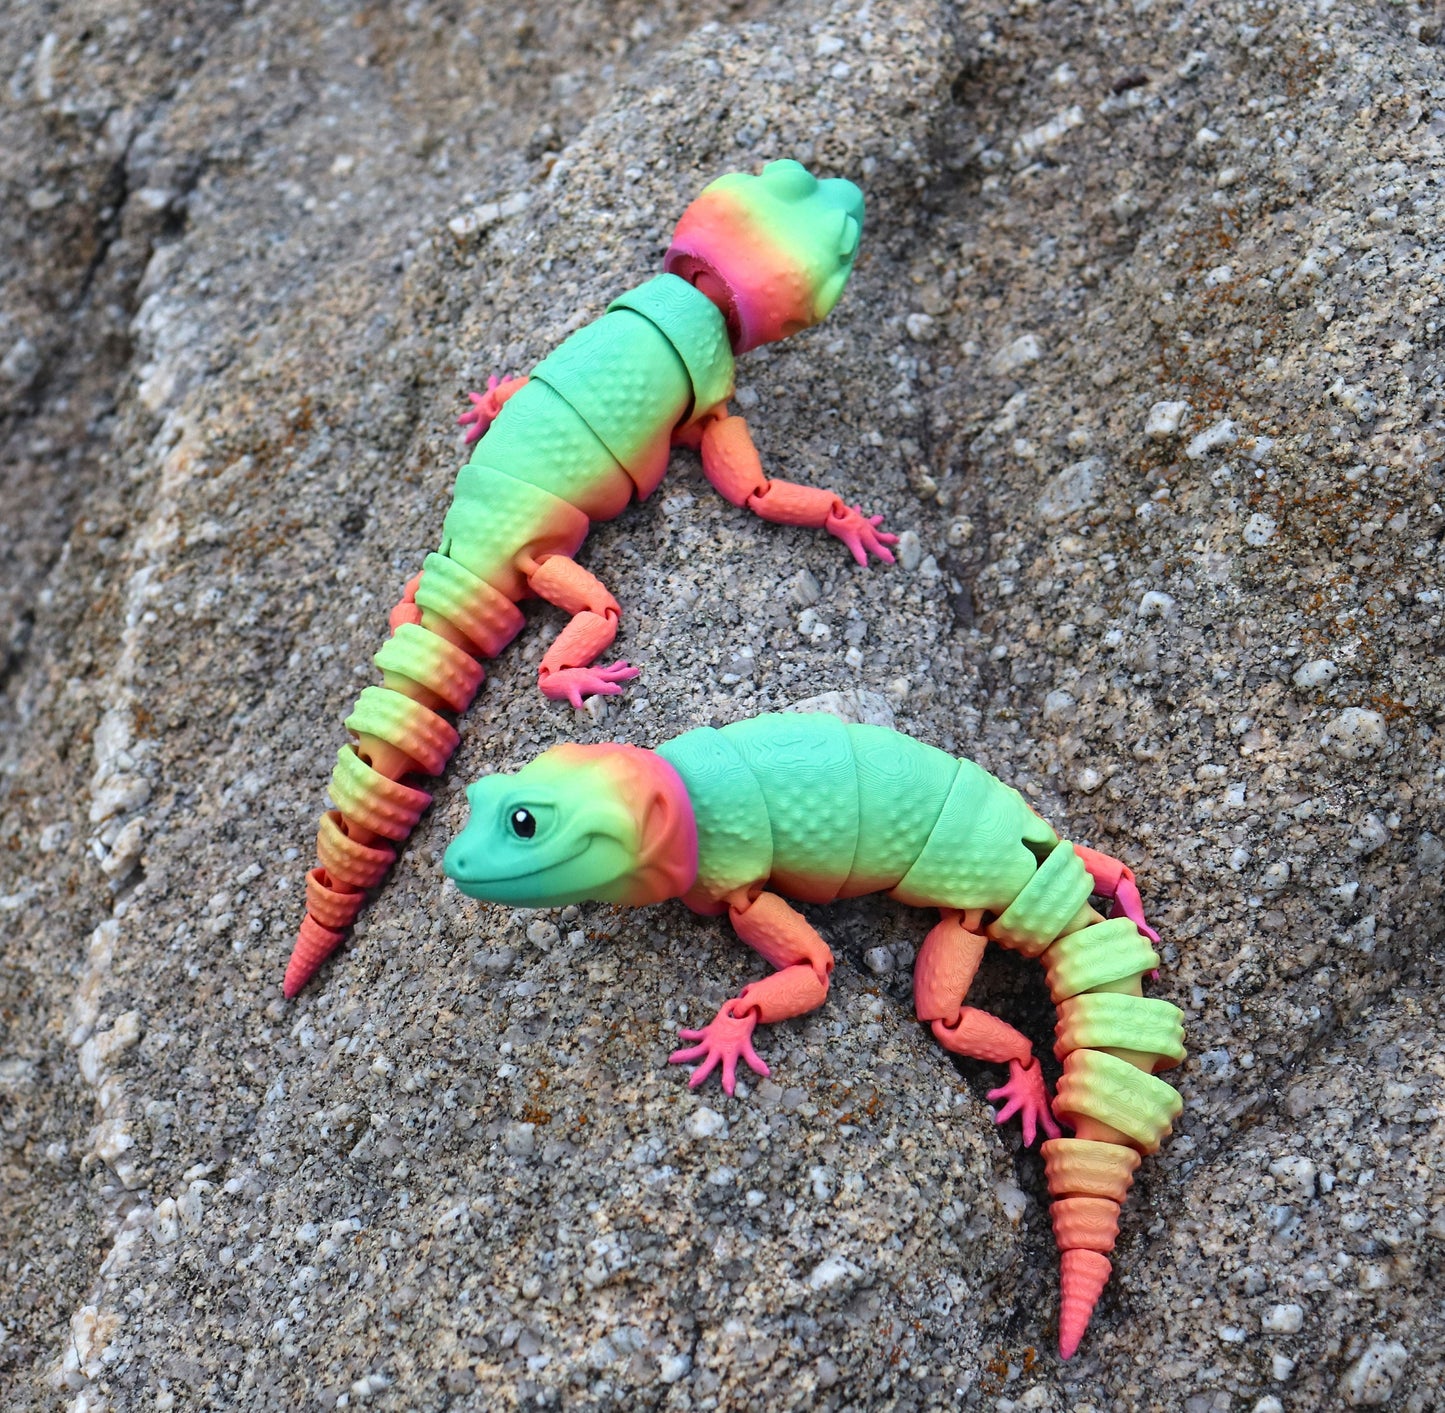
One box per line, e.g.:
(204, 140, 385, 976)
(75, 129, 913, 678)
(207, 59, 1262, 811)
(914, 910, 1062, 1146)
(1072, 844, 1160, 945)
(526, 554, 639, 708)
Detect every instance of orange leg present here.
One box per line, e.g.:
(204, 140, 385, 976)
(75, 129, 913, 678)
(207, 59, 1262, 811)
(1073, 843, 1160, 943)
(915, 911, 1034, 1064)
(669, 888, 834, 1095)
(525, 554, 639, 708)
(697, 412, 898, 566)
(915, 909, 1060, 1145)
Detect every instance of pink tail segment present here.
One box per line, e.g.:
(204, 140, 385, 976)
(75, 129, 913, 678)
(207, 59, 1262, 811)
(284, 552, 526, 997)
(1058, 1249, 1112, 1359)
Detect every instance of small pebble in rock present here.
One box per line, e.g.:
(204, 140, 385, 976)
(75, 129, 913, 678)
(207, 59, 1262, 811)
(1184, 419, 1238, 459)
(1138, 590, 1175, 619)
(1042, 690, 1076, 723)
(1292, 658, 1338, 690)
(895, 529, 922, 571)
(1262, 1303, 1305, 1334)
(807, 1255, 862, 1291)
(1243, 512, 1277, 546)
(1341, 1340, 1409, 1406)
(1, 337, 40, 384)
(994, 1181, 1029, 1223)
(526, 920, 560, 949)
(990, 333, 1042, 375)
(1321, 708, 1391, 760)
(502, 1122, 535, 1157)
(786, 689, 895, 728)
(1145, 400, 1190, 439)
(1074, 767, 1103, 794)
(790, 568, 821, 607)
(1268, 1156, 1317, 1198)
(1037, 458, 1101, 522)
(685, 1107, 728, 1140)
(863, 946, 894, 976)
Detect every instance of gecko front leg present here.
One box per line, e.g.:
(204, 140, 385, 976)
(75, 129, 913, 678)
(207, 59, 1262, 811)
(669, 888, 835, 1096)
(524, 553, 639, 708)
(915, 909, 1062, 1146)
(696, 411, 898, 566)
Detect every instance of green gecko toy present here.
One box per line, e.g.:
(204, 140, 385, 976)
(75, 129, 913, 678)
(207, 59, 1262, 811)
(286, 161, 897, 998)
(444, 712, 1186, 1361)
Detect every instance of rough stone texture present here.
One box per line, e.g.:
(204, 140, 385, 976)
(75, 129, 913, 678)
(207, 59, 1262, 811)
(2, 1, 1442, 1410)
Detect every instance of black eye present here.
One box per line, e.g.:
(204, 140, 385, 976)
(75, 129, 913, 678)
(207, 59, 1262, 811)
(510, 808, 536, 839)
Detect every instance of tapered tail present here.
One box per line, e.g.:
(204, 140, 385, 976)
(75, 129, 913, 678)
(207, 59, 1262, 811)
(989, 839, 1185, 1358)
(284, 552, 526, 997)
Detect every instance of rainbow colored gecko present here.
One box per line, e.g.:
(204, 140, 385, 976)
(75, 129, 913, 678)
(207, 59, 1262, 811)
(444, 712, 1186, 1360)
(285, 162, 897, 998)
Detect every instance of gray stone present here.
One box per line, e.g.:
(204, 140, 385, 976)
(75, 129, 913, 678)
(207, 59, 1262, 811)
(2, 1, 1442, 1410)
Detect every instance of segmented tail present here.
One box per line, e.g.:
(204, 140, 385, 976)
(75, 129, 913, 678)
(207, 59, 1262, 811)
(284, 553, 526, 997)
(989, 841, 1185, 1359)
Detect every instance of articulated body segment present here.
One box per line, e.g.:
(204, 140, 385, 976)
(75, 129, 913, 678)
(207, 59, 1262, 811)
(286, 163, 896, 998)
(445, 712, 1186, 1359)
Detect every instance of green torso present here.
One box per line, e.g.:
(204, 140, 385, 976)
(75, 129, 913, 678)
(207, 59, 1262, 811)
(437, 275, 736, 599)
(658, 714, 1058, 911)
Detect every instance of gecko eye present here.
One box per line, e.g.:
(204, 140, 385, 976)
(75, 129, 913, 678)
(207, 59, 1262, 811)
(510, 808, 537, 839)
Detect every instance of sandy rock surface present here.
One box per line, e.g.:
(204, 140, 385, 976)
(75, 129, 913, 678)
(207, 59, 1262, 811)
(2, 1, 1442, 1409)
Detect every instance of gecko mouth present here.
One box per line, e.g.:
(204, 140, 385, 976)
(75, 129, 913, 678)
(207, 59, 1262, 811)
(445, 840, 593, 895)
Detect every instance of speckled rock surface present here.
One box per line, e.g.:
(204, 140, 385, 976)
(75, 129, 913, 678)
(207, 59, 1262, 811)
(2, 1, 1442, 1409)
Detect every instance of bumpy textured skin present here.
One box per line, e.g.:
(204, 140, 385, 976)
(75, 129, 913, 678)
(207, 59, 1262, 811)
(444, 713, 1186, 1360)
(285, 162, 898, 999)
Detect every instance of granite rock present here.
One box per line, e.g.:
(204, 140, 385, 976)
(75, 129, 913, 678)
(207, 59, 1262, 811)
(2, 0, 1442, 1409)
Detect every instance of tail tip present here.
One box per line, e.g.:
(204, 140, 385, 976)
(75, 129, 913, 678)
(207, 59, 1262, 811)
(284, 913, 346, 1000)
(1058, 1248, 1112, 1362)
(282, 955, 312, 999)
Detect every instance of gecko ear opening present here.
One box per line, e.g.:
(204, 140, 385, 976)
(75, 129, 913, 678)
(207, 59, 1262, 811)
(631, 759, 699, 904)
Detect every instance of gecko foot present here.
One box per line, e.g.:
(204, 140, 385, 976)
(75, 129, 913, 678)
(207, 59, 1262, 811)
(987, 1057, 1063, 1148)
(669, 1002, 770, 1096)
(458, 373, 526, 444)
(539, 662, 640, 709)
(826, 503, 899, 566)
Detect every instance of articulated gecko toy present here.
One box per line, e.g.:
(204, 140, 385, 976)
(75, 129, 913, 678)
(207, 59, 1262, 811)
(444, 712, 1186, 1360)
(286, 161, 897, 998)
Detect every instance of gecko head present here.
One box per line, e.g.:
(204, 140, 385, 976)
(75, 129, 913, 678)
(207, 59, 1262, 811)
(664, 159, 865, 354)
(443, 744, 698, 910)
